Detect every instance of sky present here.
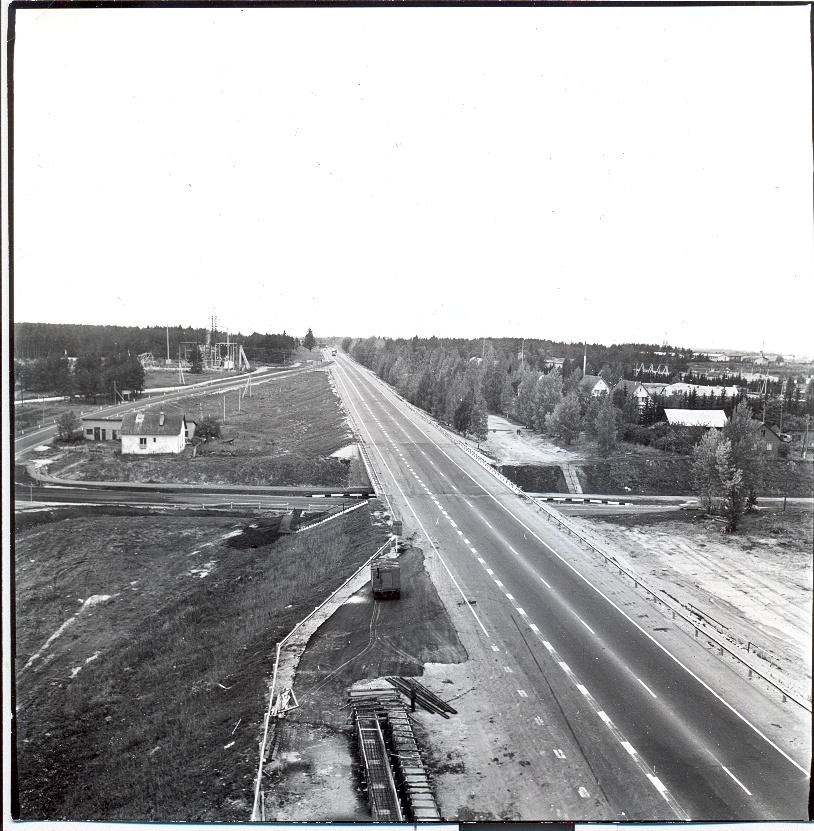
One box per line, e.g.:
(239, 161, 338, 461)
(9, 4, 814, 357)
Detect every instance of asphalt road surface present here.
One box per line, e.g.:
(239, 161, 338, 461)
(328, 351, 810, 821)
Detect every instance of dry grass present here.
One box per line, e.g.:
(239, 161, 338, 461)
(15, 502, 391, 821)
(41, 369, 357, 487)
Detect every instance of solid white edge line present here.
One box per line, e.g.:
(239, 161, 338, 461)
(722, 765, 753, 796)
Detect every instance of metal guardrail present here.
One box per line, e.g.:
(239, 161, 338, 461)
(355, 367, 811, 713)
(250, 537, 393, 821)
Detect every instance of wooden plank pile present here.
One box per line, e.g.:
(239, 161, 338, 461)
(385, 676, 458, 718)
(348, 682, 442, 822)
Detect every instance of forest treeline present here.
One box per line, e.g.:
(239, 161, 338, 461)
(14, 323, 299, 364)
(14, 323, 300, 397)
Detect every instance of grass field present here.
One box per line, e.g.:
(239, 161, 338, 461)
(14, 502, 390, 821)
(40, 368, 360, 487)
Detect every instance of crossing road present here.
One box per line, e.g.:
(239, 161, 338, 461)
(328, 351, 810, 821)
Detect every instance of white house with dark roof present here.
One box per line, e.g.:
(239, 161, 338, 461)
(612, 379, 651, 410)
(120, 411, 187, 455)
(578, 374, 611, 397)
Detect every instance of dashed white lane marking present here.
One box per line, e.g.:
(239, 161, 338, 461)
(518, 690, 528, 698)
(529, 623, 540, 633)
(463, 538, 470, 545)
(495, 580, 504, 588)
(516, 608, 527, 616)
(598, 710, 611, 724)
(553, 748, 566, 759)
(558, 661, 571, 673)
(580, 618, 595, 635)
(622, 741, 637, 756)
(470, 547, 478, 554)
(638, 678, 657, 698)
(491, 644, 500, 652)
(477, 556, 485, 563)
(484, 520, 492, 528)
(722, 765, 752, 795)
(504, 666, 513, 673)
(576, 684, 590, 697)
(449, 519, 457, 527)
(540, 576, 552, 589)
(578, 787, 591, 798)
(505, 593, 515, 601)
(485, 568, 494, 575)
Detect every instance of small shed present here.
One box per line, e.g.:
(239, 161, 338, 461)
(121, 411, 187, 455)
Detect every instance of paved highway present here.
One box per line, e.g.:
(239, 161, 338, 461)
(328, 350, 809, 821)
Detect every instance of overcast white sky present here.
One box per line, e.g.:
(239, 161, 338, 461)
(10, 5, 814, 355)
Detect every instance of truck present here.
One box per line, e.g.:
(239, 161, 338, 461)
(371, 558, 401, 599)
(331, 348, 337, 356)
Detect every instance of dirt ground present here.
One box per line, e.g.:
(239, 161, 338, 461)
(262, 544, 468, 821)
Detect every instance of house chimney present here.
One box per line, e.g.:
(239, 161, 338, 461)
(159, 412, 165, 426)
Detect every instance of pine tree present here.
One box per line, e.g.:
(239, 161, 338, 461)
(302, 328, 316, 351)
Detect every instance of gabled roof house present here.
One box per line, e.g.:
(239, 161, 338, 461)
(579, 375, 611, 397)
(121, 411, 187, 455)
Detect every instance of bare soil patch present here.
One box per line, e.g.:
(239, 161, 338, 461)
(14, 503, 390, 821)
(569, 508, 813, 702)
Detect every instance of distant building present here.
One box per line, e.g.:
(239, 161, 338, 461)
(121, 411, 187, 455)
(758, 422, 785, 457)
(613, 379, 651, 410)
(663, 409, 728, 428)
(579, 375, 611, 398)
(81, 415, 123, 442)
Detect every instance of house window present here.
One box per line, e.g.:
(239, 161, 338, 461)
(766, 443, 772, 451)
(112, 430, 118, 440)
(153, 437, 157, 442)
(86, 428, 93, 436)
(139, 437, 147, 447)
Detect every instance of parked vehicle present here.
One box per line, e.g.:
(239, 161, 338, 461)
(371, 559, 401, 599)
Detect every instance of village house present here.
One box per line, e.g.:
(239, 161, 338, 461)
(120, 411, 188, 455)
(663, 409, 728, 429)
(81, 415, 123, 442)
(579, 374, 611, 398)
(758, 422, 785, 457)
(612, 379, 651, 410)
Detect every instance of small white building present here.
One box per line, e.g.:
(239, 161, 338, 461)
(613, 379, 651, 410)
(121, 411, 187, 455)
(579, 375, 611, 397)
(81, 415, 123, 442)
